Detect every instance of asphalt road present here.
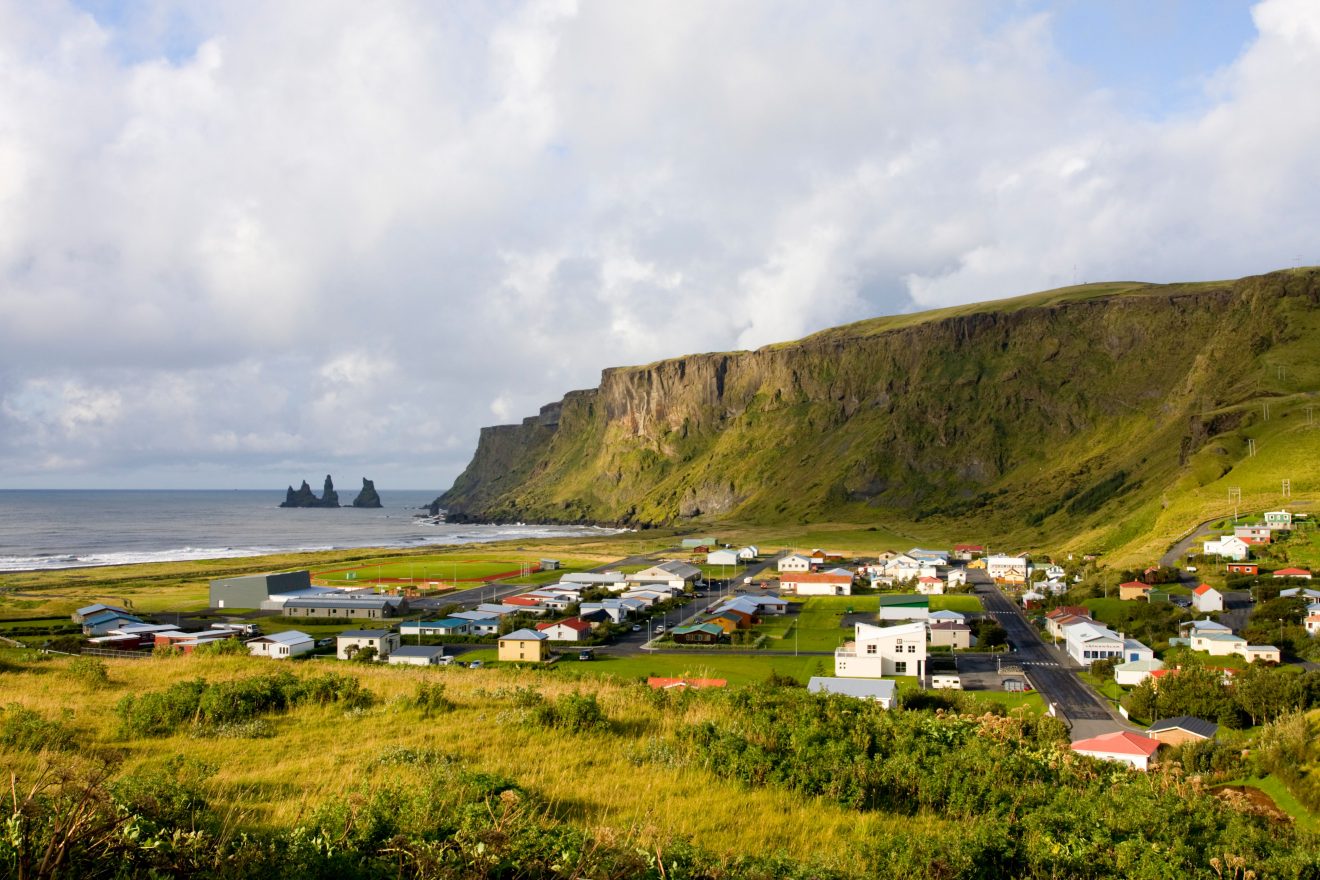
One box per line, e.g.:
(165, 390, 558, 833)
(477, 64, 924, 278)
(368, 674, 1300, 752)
(971, 572, 1129, 740)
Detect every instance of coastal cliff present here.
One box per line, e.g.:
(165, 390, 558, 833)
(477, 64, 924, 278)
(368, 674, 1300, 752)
(281, 475, 341, 508)
(352, 478, 382, 508)
(438, 269, 1320, 550)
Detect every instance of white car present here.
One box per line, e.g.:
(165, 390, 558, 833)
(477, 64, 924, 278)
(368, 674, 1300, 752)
(654, 624, 666, 634)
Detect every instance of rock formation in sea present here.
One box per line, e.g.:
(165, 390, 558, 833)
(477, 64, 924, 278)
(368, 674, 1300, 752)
(352, 478, 382, 508)
(280, 475, 342, 508)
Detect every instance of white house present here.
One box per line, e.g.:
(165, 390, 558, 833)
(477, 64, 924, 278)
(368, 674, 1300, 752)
(946, 569, 967, 588)
(245, 630, 314, 659)
(915, 576, 945, 595)
(780, 571, 853, 596)
(337, 629, 400, 661)
(1044, 564, 1067, 581)
(1115, 658, 1165, 686)
(986, 554, 1030, 584)
(628, 560, 702, 589)
(1191, 584, 1224, 613)
(835, 621, 926, 678)
(1202, 536, 1249, 561)
(1062, 620, 1125, 666)
(807, 677, 897, 707)
(1071, 731, 1161, 771)
(1305, 614, 1320, 637)
(928, 609, 966, 624)
(737, 546, 759, 560)
(707, 548, 740, 566)
(777, 554, 812, 573)
(387, 645, 448, 666)
(1264, 509, 1293, 529)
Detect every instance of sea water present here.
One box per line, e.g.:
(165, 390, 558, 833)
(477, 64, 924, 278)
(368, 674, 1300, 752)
(0, 490, 615, 572)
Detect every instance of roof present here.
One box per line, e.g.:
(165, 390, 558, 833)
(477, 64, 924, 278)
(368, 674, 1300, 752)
(1147, 716, 1218, 739)
(390, 645, 446, 659)
(929, 610, 966, 621)
(76, 603, 129, 617)
(1047, 606, 1090, 619)
(646, 677, 726, 689)
(783, 571, 852, 583)
(339, 629, 393, 638)
(877, 594, 929, 607)
(403, 618, 468, 629)
(1192, 583, 1218, 596)
(1185, 617, 1231, 631)
(284, 596, 398, 610)
(1273, 567, 1312, 576)
(671, 623, 725, 637)
(247, 631, 312, 646)
(536, 617, 592, 633)
(1071, 730, 1161, 758)
(928, 621, 970, 631)
(1119, 580, 1152, 590)
(1115, 659, 1164, 672)
(500, 628, 548, 641)
(83, 608, 142, 625)
(1196, 632, 1245, 643)
(953, 544, 983, 551)
(807, 677, 897, 701)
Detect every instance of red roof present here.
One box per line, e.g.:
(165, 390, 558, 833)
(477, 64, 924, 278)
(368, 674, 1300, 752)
(1119, 581, 1152, 590)
(1071, 730, 1161, 758)
(954, 544, 984, 552)
(536, 617, 592, 633)
(646, 677, 727, 690)
(918, 576, 941, 584)
(505, 595, 543, 606)
(1047, 605, 1090, 620)
(1273, 567, 1311, 577)
(1192, 583, 1216, 596)
(784, 571, 852, 584)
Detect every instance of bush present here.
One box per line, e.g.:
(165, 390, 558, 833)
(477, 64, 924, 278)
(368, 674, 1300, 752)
(66, 656, 110, 688)
(413, 682, 454, 717)
(0, 705, 77, 752)
(111, 756, 215, 832)
(533, 692, 610, 733)
(192, 637, 248, 657)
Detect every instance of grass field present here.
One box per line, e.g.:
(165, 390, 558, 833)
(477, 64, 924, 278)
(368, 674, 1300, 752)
(1223, 776, 1318, 831)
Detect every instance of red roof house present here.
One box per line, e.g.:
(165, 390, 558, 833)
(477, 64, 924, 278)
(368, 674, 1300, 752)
(1070, 731, 1162, 770)
(1272, 567, 1312, 579)
(646, 677, 727, 690)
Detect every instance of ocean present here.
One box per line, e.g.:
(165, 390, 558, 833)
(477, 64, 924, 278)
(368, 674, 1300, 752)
(0, 489, 617, 572)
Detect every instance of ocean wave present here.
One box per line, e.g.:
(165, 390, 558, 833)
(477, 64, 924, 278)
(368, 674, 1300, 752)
(0, 546, 266, 572)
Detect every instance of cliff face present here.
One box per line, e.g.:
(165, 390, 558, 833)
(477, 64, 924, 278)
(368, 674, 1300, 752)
(439, 269, 1320, 541)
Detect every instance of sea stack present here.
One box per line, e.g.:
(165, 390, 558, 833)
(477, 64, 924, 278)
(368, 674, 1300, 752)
(352, 478, 382, 508)
(279, 475, 342, 508)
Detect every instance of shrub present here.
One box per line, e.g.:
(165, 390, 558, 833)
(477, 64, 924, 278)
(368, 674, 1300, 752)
(66, 656, 110, 688)
(413, 682, 454, 717)
(0, 705, 76, 752)
(111, 756, 215, 832)
(533, 692, 610, 733)
(192, 637, 248, 657)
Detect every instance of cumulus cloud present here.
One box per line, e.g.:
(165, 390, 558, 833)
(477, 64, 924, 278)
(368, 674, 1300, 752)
(0, 0, 1316, 487)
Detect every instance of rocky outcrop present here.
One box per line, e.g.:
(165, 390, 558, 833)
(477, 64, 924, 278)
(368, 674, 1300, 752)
(280, 475, 341, 508)
(352, 478, 382, 508)
(437, 269, 1320, 537)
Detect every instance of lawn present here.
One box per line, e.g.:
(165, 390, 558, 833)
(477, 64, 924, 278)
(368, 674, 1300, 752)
(313, 553, 607, 586)
(929, 595, 984, 614)
(1221, 776, 1317, 831)
(551, 652, 833, 685)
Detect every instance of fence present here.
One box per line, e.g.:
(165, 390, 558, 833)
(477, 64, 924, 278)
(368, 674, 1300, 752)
(81, 647, 151, 660)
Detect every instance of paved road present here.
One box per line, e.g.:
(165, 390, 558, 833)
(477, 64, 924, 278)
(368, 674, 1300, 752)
(971, 572, 1130, 740)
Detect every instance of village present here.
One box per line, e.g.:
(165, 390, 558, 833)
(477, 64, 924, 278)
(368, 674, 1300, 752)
(62, 509, 1320, 774)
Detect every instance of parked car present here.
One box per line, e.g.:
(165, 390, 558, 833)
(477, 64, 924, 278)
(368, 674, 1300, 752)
(468, 660, 483, 669)
(631, 624, 642, 632)
(655, 624, 666, 634)
(315, 638, 334, 648)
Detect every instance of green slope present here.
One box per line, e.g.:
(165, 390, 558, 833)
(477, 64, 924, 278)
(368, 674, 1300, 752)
(440, 268, 1320, 564)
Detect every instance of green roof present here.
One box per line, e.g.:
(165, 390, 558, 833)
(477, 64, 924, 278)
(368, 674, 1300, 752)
(673, 623, 724, 636)
(877, 594, 929, 607)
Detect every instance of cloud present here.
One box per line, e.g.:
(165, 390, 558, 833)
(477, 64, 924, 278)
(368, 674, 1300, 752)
(0, 0, 1315, 487)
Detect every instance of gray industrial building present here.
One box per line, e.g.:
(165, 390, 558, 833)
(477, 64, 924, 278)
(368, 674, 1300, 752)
(282, 595, 408, 619)
(209, 571, 313, 609)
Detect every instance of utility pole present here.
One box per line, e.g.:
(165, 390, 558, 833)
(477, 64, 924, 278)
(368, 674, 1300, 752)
(1283, 479, 1291, 498)
(1308, 405, 1315, 427)
(1248, 438, 1257, 458)
(1263, 403, 1270, 421)
(1229, 487, 1241, 522)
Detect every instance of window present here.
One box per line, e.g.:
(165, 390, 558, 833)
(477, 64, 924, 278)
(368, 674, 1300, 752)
(895, 661, 907, 674)
(866, 644, 877, 654)
(908, 645, 916, 653)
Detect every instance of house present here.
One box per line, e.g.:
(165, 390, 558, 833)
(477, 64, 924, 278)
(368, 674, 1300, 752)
(208, 570, 313, 609)
(1264, 510, 1293, 529)
(1070, 731, 1162, 771)
(539, 558, 560, 570)
(946, 568, 967, 588)
(670, 623, 725, 645)
(387, 645, 448, 666)
(536, 617, 594, 641)
(908, 548, 950, 566)
(1118, 581, 1154, 601)
(780, 571, 852, 596)
(1147, 716, 1218, 746)
(1044, 564, 1067, 580)
(245, 630, 313, 659)
(400, 618, 470, 638)
(1188, 631, 1246, 657)
(709, 607, 755, 629)
(986, 554, 1030, 584)
(72, 603, 131, 624)
(561, 571, 629, 590)
(1242, 645, 1281, 664)
(707, 548, 740, 566)
(877, 594, 929, 621)
(1045, 606, 1093, 639)
(1062, 620, 1125, 666)
(1191, 584, 1224, 613)
(952, 544, 984, 560)
(282, 595, 407, 619)
(646, 677, 726, 690)
(1181, 617, 1232, 637)
(1021, 589, 1045, 609)
(498, 628, 548, 662)
(81, 609, 145, 636)
(777, 554, 812, 573)
(1273, 568, 1313, 580)
(1234, 526, 1273, 544)
(447, 611, 500, 635)
(915, 576, 945, 595)
(928, 609, 966, 624)
(629, 561, 702, 589)
(927, 621, 972, 649)
(734, 595, 788, 615)
(1305, 614, 1320, 637)
(336, 629, 400, 660)
(807, 677, 897, 707)
(704, 615, 740, 635)
(1114, 658, 1165, 686)
(1202, 536, 1250, 561)
(1279, 587, 1320, 599)
(737, 546, 759, 560)
(835, 621, 926, 678)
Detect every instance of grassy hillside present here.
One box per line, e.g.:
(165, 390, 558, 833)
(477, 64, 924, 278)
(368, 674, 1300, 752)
(441, 268, 1320, 565)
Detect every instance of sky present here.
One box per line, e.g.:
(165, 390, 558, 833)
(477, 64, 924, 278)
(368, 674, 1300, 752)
(1, 0, 1317, 491)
